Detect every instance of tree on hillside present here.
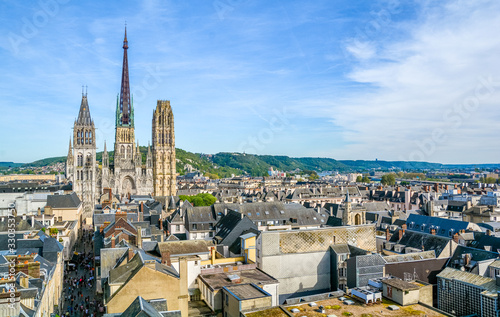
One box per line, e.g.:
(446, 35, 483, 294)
(356, 176, 363, 183)
(362, 175, 370, 183)
(381, 174, 396, 186)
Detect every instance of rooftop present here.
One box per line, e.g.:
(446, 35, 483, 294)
(223, 283, 271, 301)
(199, 268, 278, 291)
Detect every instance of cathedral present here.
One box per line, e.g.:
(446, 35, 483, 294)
(66, 28, 176, 222)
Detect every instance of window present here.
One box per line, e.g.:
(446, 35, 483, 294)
(248, 212, 252, 216)
(192, 224, 197, 230)
(256, 212, 260, 216)
(176, 225, 180, 231)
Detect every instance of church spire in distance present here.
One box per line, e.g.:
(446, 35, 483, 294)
(119, 25, 132, 126)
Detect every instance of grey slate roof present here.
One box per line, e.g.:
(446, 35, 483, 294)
(46, 192, 81, 208)
(406, 214, 470, 237)
(389, 230, 451, 257)
(120, 296, 163, 317)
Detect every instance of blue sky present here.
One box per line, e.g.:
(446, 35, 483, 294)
(1, 0, 499, 164)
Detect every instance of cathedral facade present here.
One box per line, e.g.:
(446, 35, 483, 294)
(66, 28, 176, 216)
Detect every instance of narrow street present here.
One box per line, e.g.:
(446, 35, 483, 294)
(61, 229, 104, 317)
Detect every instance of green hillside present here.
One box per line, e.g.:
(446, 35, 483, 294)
(12, 150, 500, 178)
(211, 153, 349, 176)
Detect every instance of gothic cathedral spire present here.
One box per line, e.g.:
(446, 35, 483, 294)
(119, 26, 132, 126)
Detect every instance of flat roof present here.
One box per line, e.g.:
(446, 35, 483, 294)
(199, 268, 278, 291)
(223, 283, 271, 301)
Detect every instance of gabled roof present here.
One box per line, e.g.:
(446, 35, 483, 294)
(406, 214, 472, 237)
(46, 192, 81, 209)
(120, 296, 163, 317)
(389, 230, 451, 256)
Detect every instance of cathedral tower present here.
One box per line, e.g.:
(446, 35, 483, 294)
(66, 91, 96, 225)
(114, 27, 136, 167)
(152, 100, 176, 196)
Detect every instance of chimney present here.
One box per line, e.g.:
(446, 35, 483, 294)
(487, 229, 492, 236)
(464, 253, 471, 266)
(162, 250, 172, 266)
(434, 184, 438, 192)
(329, 206, 334, 217)
(317, 206, 321, 214)
(179, 257, 189, 314)
(398, 229, 404, 240)
(386, 228, 390, 241)
(128, 248, 134, 261)
(140, 201, 144, 213)
(401, 223, 407, 235)
(453, 232, 459, 243)
(445, 185, 449, 190)
(42, 214, 45, 225)
(159, 218, 163, 230)
(137, 226, 142, 249)
(111, 235, 115, 248)
(31, 216, 34, 228)
(430, 228, 436, 235)
(20, 276, 29, 289)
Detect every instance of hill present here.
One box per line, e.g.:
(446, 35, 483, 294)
(11, 150, 500, 177)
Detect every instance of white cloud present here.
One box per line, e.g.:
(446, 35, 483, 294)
(330, 0, 500, 163)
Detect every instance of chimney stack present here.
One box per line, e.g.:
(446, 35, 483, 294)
(430, 228, 436, 235)
(398, 229, 404, 240)
(401, 223, 407, 235)
(128, 248, 134, 261)
(137, 226, 142, 249)
(453, 232, 459, 244)
(386, 228, 390, 241)
(111, 235, 115, 248)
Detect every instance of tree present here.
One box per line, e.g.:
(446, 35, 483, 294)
(356, 176, 363, 183)
(205, 172, 219, 179)
(179, 193, 217, 207)
(362, 176, 370, 183)
(381, 174, 396, 186)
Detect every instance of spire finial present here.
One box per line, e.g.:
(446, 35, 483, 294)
(123, 23, 128, 49)
(82, 85, 84, 96)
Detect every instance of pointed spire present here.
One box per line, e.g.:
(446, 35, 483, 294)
(103, 141, 107, 153)
(77, 92, 92, 125)
(67, 137, 73, 157)
(119, 25, 131, 125)
(345, 189, 351, 203)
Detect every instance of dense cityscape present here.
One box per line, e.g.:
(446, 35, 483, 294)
(2, 1, 500, 317)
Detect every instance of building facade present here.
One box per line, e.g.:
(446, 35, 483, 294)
(66, 28, 176, 208)
(152, 100, 177, 197)
(66, 93, 96, 224)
